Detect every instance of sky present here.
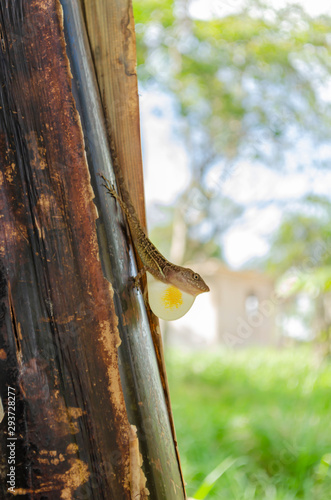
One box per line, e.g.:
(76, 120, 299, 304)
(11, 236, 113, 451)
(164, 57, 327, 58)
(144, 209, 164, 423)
(139, 0, 331, 269)
(189, 0, 331, 19)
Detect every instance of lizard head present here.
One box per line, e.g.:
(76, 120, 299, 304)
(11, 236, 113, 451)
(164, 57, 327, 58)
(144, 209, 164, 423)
(164, 265, 210, 297)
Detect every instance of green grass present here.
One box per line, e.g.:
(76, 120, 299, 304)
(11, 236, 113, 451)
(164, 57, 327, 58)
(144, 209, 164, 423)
(166, 347, 331, 499)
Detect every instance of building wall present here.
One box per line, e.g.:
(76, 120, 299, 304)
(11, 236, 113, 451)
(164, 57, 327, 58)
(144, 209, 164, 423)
(213, 266, 276, 347)
(166, 260, 278, 348)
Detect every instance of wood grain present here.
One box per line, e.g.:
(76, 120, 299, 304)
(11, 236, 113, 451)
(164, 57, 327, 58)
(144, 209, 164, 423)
(81, 1, 187, 496)
(82, 0, 146, 228)
(0, 0, 186, 497)
(0, 0, 135, 497)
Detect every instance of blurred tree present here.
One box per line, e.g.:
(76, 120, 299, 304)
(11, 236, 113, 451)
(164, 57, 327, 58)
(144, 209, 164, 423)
(263, 195, 331, 354)
(133, 0, 331, 261)
(148, 193, 242, 263)
(264, 195, 331, 275)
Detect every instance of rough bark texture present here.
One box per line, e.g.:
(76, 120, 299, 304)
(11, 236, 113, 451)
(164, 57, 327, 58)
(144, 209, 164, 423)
(0, 0, 186, 499)
(81, 0, 145, 227)
(81, 1, 186, 494)
(0, 0, 139, 498)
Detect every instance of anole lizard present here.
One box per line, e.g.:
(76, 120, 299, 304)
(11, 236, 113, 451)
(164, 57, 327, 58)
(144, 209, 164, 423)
(100, 148, 209, 298)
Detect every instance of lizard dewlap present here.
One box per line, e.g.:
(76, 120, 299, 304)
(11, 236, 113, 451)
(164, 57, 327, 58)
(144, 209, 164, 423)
(147, 273, 195, 321)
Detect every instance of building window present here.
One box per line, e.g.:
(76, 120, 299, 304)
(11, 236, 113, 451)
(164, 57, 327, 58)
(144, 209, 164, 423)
(245, 293, 259, 316)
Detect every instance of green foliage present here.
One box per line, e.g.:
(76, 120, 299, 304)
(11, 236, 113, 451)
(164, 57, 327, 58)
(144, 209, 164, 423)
(133, 0, 331, 159)
(132, 0, 331, 261)
(264, 196, 331, 300)
(265, 216, 331, 276)
(167, 348, 331, 499)
(192, 456, 240, 499)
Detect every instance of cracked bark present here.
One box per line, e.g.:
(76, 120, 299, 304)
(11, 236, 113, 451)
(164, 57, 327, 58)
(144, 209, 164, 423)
(81, 1, 186, 495)
(0, 0, 186, 499)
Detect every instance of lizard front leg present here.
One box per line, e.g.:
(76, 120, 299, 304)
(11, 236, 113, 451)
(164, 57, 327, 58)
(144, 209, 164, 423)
(132, 266, 146, 289)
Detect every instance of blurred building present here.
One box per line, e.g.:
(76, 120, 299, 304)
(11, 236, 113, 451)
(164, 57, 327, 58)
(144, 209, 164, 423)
(165, 260, 278, 348)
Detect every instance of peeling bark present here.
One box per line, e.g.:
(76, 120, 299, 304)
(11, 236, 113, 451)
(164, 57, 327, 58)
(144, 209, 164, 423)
(130, 425, 149, 499)
(81, 1, 187, 496)
(0, 1, 132, 497)
(0, 1, 185, 499)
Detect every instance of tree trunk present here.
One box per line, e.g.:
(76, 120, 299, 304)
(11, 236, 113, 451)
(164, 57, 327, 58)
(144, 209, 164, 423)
(0, 1, 186, 498)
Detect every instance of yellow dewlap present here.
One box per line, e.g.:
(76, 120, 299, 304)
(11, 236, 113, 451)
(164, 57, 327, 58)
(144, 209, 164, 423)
(147, 272, 195, 321)
(162, 286, 183, 309)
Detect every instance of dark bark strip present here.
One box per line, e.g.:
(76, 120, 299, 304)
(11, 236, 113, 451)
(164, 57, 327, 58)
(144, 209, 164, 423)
(0, 1, 133, 497)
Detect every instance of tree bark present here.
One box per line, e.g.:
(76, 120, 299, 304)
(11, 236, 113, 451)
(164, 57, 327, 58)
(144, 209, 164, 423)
(0, 1, 186, 498)
(81, 0, 186, 493)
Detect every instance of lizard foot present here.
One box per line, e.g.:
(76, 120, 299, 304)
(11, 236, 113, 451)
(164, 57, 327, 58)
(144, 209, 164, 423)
(130, 267, 146, 291)
(98, 173, 118, 199)
(129, 276, 142, 291)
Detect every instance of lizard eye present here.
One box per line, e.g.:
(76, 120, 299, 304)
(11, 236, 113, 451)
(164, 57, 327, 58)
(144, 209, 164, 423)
(193, 273, 199, 280)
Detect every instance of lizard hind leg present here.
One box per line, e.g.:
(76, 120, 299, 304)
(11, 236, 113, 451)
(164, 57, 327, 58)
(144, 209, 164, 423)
(99, 173, 120, 201)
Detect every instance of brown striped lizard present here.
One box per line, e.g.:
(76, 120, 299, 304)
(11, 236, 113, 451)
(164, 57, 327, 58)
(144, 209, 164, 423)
(100, 150, 209, 298)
